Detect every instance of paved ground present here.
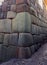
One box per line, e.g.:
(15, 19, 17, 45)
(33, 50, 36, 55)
(0, 43, 47, 65)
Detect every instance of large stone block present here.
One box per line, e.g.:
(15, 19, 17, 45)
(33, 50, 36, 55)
(30, 7, 37, 16)
(23, 47, 31, 58)
(1, 45, 7, 62)
(18, 47, 25, 58)
(38, 26, 42, 34)
(0, 12, 7, 19)
(3, 33, 18, 46)
(16, 4, 30, 13)
(2, 45, 16, 61)
(12, 12, 31, 33)
(17, 47, 31, 59)
(18, 33, 33, 47)
(31, 24, 38, 34)
(38, 20, 47, 27)
(16, 0, 30, 5)
(7, 11, 16, 19)
(6, 46, 16, 60)
(30, 45, 35, 54)
(0, 19, 11, 33)
(11, 4, 16, 12)
(33, 34, 44, 44)
(31, 15, 39, 25)
(16, 0, 24, 4)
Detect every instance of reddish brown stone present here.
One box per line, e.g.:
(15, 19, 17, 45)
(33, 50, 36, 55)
(16, 4, 30, 13)
(16, 0, 25, 4)
(16, 0, 31, 6)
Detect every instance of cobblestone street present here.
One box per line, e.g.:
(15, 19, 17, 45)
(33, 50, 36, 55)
(1, 43, 47, 65)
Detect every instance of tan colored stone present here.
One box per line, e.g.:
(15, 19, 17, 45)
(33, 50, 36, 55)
(7, 11, 16, 19)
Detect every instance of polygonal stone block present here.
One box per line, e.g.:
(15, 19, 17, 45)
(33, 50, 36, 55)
(24, 47, 31, 58)
(6, 46, 16, 60)
(2, 45, 7, 62)
(11, 5, 16, 12)
(16, 0, 24, 4)
(12, 12, 31, 33)
(30, 7, 37, 16)
(30, 45, 35, 54)
(31, 15, 38, 25)
(17, 47, 31, 59)
(0, 19, 11, 33)
(33, 35, 39, 44)
(31, 24, 38, 34)
(16, 0, 30, 5)
(7, 11, 16, 19)
(18, 33, 33, 47)
(16, 4, 30, 13)
(2, 45, 17, 61)
(3, 33, 18, 46)
(18, 47, 25, 58)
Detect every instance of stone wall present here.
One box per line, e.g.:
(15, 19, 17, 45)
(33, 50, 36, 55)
(0, 0, 47, 62)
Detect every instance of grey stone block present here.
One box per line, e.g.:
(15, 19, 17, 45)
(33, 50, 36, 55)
(31, 24, 38, 34)
(12, 12, 31, 33)
(11, 4, 16, 12)
(6, 46, 16, 60)
(3, 33, 18, 46)
(18, 33, 33, 47)
(38, 20, 47, 28)
(33, 35, 38, 44)
(33, 35, 43, 44)
(0, 19, 11, 33)
(30, 45, 35, 54)
(38, 20, 43, 27)
(38, 26, 42, 34)
(2, 45, 16, 61)
(7, 11, 16, 19)
(31, 15, 39, 25)
(2, 45, 7, 62)
(23, 47, 31, 58)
